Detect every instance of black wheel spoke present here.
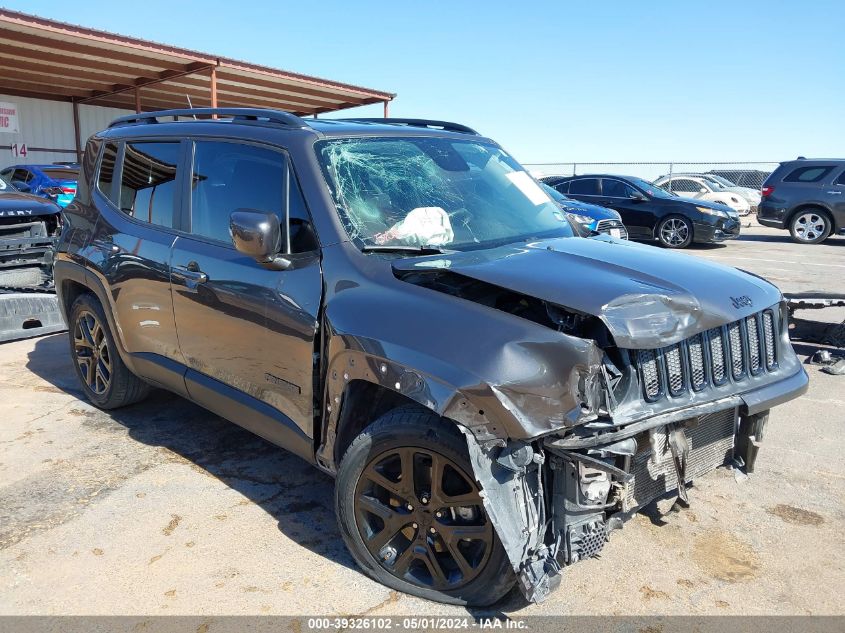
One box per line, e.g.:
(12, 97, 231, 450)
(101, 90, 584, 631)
(439, 532, 475, 577)
(391, 545, 415, 577)
(420, 542, 449, 588)
(438, 523, 488, 542)
(363, 464, 407, 500)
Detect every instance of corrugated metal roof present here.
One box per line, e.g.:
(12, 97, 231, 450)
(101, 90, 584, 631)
(0, 8, 395, 115)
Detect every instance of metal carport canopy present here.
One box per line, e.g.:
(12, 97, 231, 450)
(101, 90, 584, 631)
(0, 8, 395, 116)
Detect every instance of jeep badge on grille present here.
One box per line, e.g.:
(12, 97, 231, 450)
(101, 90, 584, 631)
(731, 295, 753, 309)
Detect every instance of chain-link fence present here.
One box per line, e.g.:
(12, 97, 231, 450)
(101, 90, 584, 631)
(524, 162, 778, 189)
(523, 162, 779, 215)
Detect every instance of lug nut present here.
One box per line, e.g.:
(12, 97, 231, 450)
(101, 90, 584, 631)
(406, 504, 413, 511)
(429, 527, 436, 534)
(421, 496, 429, 505)
(412, 522, 418, 529)
(435, 511, 442, 518)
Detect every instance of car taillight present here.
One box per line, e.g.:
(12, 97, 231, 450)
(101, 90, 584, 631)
(61, 186, 76, 194)
(761, 185, 775, 198)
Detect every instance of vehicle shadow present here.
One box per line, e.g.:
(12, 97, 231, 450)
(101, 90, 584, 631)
(24, 333, 357, 574)
(24, 333, 535, 612)
(738, 233, 845, 246)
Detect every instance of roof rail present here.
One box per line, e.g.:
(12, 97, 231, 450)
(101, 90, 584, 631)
(109, 108, 308, 129)
(339, 118, 479, 135)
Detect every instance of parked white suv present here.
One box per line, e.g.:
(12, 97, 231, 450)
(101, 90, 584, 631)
(654, 174, 751, 215)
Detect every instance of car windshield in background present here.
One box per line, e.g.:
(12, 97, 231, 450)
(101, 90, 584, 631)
(629, 176, 675, 198)
(316, 137, 574, 251)
(706, 174, 736, 188)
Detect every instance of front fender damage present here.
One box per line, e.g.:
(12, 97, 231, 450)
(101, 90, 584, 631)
(458, 427, 560, 603)
(460, 409, 774, 604)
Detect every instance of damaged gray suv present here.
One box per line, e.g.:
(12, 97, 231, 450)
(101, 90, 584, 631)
(54, 109, 808, 606)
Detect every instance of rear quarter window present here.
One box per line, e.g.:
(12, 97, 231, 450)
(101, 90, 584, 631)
(97, 142, 119, 205)
(783, 165, 834, 183)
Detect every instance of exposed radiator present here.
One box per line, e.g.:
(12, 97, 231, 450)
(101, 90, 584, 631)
(622, 408, 736, 511)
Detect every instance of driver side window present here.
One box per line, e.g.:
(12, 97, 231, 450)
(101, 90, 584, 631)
(601, 179, 635, 198)
(190, 141, 318, 252)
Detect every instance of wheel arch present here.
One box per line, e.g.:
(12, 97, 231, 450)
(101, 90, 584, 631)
(331, 379, 435, 468)
(787, 204, 837, 232)
(54, 259, 136, 372)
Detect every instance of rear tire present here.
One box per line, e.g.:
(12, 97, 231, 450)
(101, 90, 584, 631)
(789, 209, 831, 244)
(335, 408, 515, 606)
(68, 293, 149, 409)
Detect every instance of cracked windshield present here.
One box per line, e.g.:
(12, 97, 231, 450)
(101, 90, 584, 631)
(316, 137, 574, 251)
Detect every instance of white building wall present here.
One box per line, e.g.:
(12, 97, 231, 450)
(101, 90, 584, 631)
(0, 94, 132, 167)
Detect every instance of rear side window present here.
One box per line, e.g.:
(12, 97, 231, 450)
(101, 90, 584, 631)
(97, 142, 119, 204)
(190, 141, 317, 252)
(668, 178, 699, 193)
(783, 165, 833, 183)
(119, 142, 180, 228)
(837, 170, 845, 186)
(568, 178, 599, 195)
(552, 180, 570, 194)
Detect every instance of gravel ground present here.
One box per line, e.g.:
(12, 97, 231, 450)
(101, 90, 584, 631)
(1, 222, 843, 617)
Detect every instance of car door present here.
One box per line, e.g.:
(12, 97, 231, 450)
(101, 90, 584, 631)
(170, 139, 322, 460)
(87, 139, 187, 394)
(596, 178, 653, 239)
(827, 167, 845, 223)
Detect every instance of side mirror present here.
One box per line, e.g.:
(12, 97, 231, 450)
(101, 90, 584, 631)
(229, 209, 291, 270)
(699, 187, 708, 193)
(12, 180, 30, 192)
(629, 191, 647, 202)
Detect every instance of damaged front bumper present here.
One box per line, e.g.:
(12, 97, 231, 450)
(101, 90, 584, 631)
(462, 365, 807, 603)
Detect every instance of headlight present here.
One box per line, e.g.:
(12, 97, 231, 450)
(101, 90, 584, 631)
(696, 205, 728, 217)
(601, 293, 702, 348)
(566, 212, 594, 225)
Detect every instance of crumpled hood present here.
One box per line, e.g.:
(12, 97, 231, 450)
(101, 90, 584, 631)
(0, 192, 61, 217)
(393, 236, 782, 348)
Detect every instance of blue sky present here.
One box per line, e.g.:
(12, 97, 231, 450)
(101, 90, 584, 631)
(6, 1, 843, 164)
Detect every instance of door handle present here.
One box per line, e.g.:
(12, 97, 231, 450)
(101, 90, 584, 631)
(826, 191, 842, 195)
(173, 262, 208, 286)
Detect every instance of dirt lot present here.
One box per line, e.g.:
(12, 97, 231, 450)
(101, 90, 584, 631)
(1, 222, 843, 616)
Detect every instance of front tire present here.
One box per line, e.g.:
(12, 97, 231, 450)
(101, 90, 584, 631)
(657, 215, 694, 248)
(69, 293, 150, 409)
(335, 408, 515, 606)
(789, 209, 831, 244)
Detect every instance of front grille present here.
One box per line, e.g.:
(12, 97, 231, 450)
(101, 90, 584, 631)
(596, 219, 628, 240)
(633, 309, 779, 403)
(622, 408, 736, 510)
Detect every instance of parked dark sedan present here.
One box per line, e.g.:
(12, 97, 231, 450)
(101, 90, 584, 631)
(544, 174, 741, 248)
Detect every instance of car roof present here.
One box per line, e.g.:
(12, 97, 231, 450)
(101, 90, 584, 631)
(103, 109, 487, 142)
(780, 158, 845, 165)
(6, 164, 78, 171)
(556, 174, 642, 181)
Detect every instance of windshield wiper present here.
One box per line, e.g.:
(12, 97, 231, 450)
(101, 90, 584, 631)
(361, 245, 447, 255)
